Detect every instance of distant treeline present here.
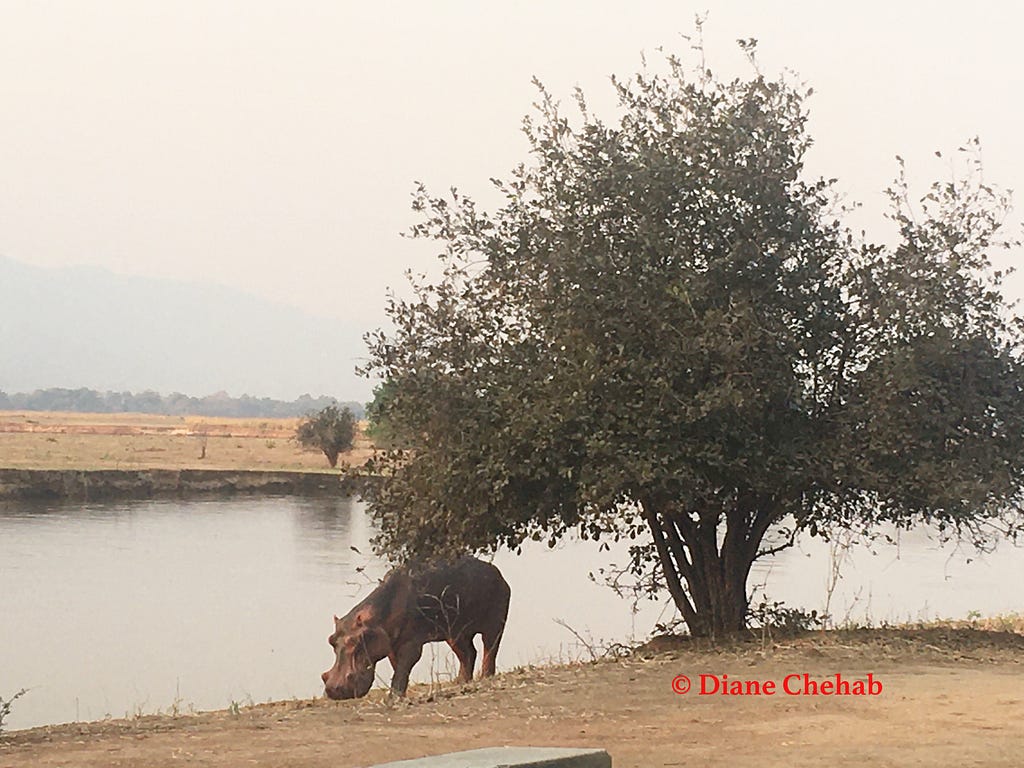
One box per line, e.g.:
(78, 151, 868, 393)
(0, 388, 365, 419)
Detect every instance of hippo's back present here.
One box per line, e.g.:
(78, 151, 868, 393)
(409, 557, 510, 639)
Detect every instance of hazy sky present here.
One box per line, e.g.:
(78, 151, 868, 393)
(2, 1, 1022, 377)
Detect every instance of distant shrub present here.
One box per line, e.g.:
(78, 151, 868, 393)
(296, 405, 357, 468)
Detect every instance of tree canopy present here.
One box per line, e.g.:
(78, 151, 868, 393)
(360, 43, 1024, 637)
(364, 381, 401, 449)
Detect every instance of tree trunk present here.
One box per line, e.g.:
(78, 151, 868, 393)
(644, 499, 762, 639)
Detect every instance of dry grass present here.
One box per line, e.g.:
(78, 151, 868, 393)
(912, 613, 1024, 635)
(5, 628, 1024, 767)
(0, 411, 374, 472)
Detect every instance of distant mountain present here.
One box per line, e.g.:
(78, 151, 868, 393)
(0, 255, 373, 402)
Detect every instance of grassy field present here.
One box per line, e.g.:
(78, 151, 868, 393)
(0, 411, 374, 472)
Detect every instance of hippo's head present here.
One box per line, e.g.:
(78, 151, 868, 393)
(321, 608, 390, 700)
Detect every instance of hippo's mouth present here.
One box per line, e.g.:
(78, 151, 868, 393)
(324, 685, 357, 700)
(324, 669, 375, 700)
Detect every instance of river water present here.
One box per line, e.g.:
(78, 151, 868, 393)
(1, 495, 1021, 731)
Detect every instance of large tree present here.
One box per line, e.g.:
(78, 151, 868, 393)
(361, 45, 1024, 638)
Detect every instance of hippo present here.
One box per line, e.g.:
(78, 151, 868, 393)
(321, 556, 510, 699)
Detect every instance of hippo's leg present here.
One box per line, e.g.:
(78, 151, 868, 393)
(480, 624, 504, 677)
(447, 635, 477, 683)
(389, 639, 424, 695)
(479, 596, 509, 678)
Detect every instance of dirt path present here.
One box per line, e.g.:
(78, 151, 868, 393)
(4, 630, 1023, 767)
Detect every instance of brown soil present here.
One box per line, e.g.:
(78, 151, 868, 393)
(4, 629, 1023, 768)
(0, 411, 374, 472)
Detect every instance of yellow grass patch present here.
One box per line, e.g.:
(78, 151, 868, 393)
(0, 411, 374, 472)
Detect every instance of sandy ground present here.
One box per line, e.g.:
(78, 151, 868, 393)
(0, 411, 373, 471)
(3, 629, 1023, 768)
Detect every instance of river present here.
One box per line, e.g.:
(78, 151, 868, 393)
(1, 495, 1021, 731)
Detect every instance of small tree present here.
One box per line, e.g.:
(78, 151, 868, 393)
(361, 41, 1024, 638)
(296, 404, 356, 468)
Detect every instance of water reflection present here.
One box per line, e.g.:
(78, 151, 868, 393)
(761, 525, 1024, 624)
(0, 495, 1021, 732)
(291, 495, 355, 541)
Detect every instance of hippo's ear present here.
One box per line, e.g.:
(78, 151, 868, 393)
(333, 614, 340, 623)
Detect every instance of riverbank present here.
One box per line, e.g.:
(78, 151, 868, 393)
(0, 410, 372, 499)
(3, 627, 1023, 767)
(0, 467, 348, 500)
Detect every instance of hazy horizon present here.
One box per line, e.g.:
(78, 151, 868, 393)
(0, 254, 371, 400)
(2, 1, 1022, 399)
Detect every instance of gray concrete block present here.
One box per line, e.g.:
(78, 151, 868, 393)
(368, 746, 612, 768)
